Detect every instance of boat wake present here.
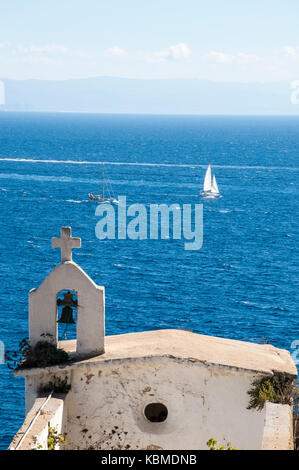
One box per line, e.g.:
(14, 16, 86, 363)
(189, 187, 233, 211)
(0, 158, 298, 171)
(66, 199, 85, 204)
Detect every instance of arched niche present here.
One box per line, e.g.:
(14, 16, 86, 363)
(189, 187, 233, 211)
(57, 289, 78, 341)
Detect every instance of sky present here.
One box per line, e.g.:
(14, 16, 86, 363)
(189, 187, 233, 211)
(0, 0, 299, 82)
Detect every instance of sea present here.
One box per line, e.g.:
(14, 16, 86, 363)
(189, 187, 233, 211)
(0, 112, 298, 448)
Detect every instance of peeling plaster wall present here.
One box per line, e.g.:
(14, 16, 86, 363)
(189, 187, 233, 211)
(25, 371, 70, 414)
(61, 360, 267, 450)
(9, 396, 66, 450)
(262, 402, 294, 450)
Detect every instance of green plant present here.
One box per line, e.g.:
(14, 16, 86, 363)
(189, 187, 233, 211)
(47, 426, 67, 450)
(32, 443, 43, 450)
(206, 438, 238, 450)
(247, 373, 296, 411)
(5, 338, 30, 370)
(38, 376, 71, 394)
(6, 335, 69, 370)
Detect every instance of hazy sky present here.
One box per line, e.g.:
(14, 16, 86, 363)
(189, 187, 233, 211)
(0, 0, 299, 82)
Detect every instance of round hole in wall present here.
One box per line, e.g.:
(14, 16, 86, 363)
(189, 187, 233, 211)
(144, 403, 168, 423)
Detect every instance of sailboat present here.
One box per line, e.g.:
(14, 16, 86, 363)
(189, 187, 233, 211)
(200, 163, 221, 198)
(88, 163, 118, 204)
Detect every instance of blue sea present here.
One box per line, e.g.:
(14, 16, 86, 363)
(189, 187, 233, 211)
(0, 113, 298, 448)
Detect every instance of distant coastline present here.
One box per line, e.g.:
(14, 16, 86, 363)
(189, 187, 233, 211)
(0, 77, 298, 115)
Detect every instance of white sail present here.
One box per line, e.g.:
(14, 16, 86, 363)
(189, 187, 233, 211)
(211, 174, 219, 194)
(203, 163, 212, 192)
(201, 163, 221, 197)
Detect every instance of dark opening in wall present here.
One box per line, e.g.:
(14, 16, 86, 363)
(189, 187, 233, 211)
(57, 289, 78, 341)
(144, 403, 168, 423)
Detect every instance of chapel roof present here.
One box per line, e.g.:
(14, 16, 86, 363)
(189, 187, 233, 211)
(16, 329, 297, 377)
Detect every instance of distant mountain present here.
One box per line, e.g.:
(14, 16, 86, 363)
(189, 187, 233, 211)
(0, 76, 298, 115)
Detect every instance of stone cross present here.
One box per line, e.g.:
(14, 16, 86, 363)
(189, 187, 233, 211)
(52, 227, 81, 262)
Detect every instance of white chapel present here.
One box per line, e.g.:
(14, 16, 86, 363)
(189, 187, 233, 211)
(9, 227, 297, 450)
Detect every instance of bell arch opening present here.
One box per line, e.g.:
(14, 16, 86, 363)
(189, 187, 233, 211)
(56, 289, 78, 341)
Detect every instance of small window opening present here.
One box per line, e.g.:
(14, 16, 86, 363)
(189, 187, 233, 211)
(144, 403, 168, 423)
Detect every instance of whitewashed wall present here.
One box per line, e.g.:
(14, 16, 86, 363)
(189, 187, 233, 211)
(9, 396, 66, 450)
(61, 359, 268, 450)
(262, 402, 293, 450)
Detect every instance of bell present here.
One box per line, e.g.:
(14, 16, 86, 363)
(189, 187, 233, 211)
(57, 306, 75, 324)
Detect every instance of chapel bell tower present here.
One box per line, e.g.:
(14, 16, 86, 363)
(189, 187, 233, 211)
(28, 227, 105, 357)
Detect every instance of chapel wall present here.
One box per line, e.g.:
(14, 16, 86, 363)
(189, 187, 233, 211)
(9, 396, 66, 450)
(63, 360, 267, 450)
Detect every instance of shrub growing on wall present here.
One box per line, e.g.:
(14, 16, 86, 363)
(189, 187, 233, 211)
(247, 373, 297, 411)
(6, 335, 69, 370)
